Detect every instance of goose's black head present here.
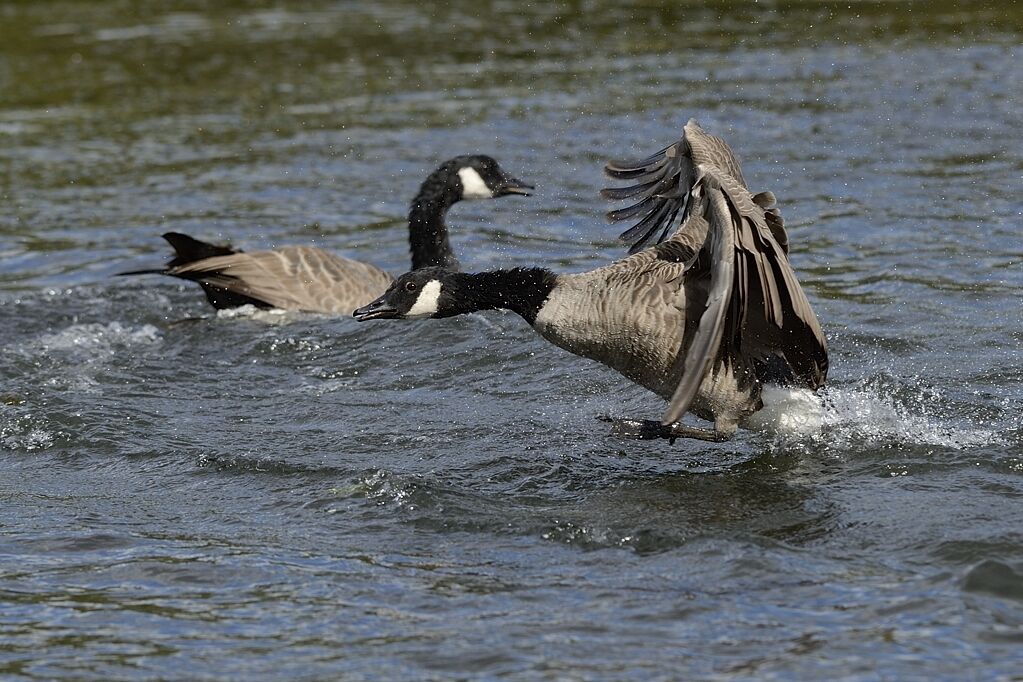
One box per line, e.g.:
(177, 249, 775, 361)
(408, 156, 531, 271)
(353, 267, 457, 321)
(354, 266, 557, 324)
(443, 155, 533, 201)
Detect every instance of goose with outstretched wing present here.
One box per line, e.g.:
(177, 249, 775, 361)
(354, 120, 828, 442)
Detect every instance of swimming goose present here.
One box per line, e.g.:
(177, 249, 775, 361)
(354, 120, 828, 442)
(122, 155, 532, 315)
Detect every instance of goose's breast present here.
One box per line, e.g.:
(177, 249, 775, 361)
(532, 272, 686, 396)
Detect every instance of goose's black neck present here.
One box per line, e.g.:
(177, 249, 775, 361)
(441, 268, 558, 325)
(409, 168, 462, 271)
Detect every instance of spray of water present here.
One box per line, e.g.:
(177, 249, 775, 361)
(752, 375, 1007, 451)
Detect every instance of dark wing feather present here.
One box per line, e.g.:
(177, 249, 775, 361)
(162, 232, 240, 266)
(617, 199, 682, 253)
(115, 232, 269, 309)
(662, 164, 828, 426)
(602, 142, 691, 254)
(662, 173, 735, 425)
(714, 172, 827, 388)
(605, 120, 827, 426)
(602, 119, 750, 255)
(606, 196, 659, 223)
(752, 191, 789, 254)
(599, 178, 664, 202)
(603, 145, 673, 178)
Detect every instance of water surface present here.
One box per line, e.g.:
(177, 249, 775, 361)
(2, 1, 1022, 679)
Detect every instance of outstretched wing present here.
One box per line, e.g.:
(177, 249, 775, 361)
(602, 119, 752, 255)
(662, 171, 736, 422)
(660, 165, 828, 426)
(602, 120, 827, 425)
(602, 119, 791, 258)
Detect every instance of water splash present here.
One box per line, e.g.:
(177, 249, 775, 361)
(757, 374, 1006, 451)
(36, 321, 160, 358)
(0, 409, 66, 452)
(1, 423, 58, 451)
(216, 305, 296, 324)
(746, 385, 825, 436)
(18, 322, 162, 395)
(816, 383, 1002, 451)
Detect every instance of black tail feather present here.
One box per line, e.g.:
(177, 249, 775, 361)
(116, 267, 167, 277)
(117, 232, 239, 277)
(117, 232, 268, 310)
(162, 232, 239, 267)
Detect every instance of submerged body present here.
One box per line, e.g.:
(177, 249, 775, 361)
(356, 120, 828, 441)
(122, 156, 532, 315)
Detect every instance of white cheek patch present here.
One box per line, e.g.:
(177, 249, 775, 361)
(458, 167, 493, 199)
(406, 280, 442, 318)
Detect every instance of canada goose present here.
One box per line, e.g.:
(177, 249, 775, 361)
(354, 120, 828, 442)
(121, 156, 532, 315)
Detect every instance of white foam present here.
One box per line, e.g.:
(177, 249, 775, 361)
(1, 408, 65, 453)
(18, 322, 162, 395)
(743, 378, 1002, 451)
(814, 384, 1001, 450)
(216, 305, 300, 325)
(2, 426, 55, 451)
(38, 321, 160, 355)
(216, 304, 289, 320)
(744, 385, 824, 436)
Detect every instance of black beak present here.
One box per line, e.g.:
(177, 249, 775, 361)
(495, 175, 534, 197)
(353, 297, 400, 321)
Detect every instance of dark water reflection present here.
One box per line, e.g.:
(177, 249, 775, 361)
(2, 1, 1023, 679)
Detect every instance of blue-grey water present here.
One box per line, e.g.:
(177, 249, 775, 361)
(2, 2, 1022, 679)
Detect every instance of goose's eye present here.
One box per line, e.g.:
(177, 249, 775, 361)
(404, 281, 418, 292)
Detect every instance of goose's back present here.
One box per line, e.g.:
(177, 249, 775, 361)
(170, 246, 394, 315)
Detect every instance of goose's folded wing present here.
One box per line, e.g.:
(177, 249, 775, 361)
(602, 119, 750, 256)
(662, 165, 828, 426)
(168, 247, 393, 314)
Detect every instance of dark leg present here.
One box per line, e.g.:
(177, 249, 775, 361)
(167, 317, 208, 326)
(597, 416, 731, 443)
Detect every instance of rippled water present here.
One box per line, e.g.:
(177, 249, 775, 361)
(2, 2, 1022, 679)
